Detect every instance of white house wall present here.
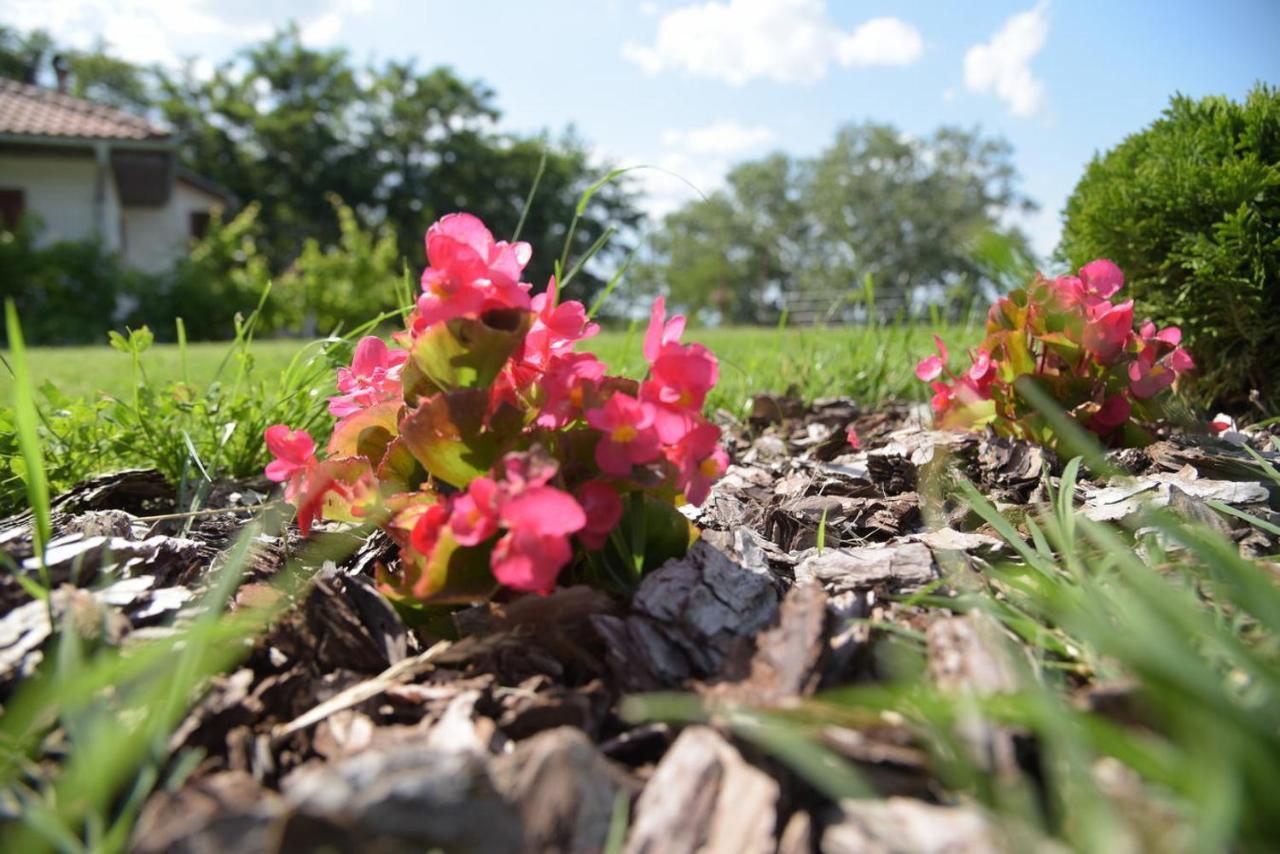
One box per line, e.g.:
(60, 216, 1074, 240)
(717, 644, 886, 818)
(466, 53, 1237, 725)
(0, 151, 122, 252)
(122, 181, 220, 274)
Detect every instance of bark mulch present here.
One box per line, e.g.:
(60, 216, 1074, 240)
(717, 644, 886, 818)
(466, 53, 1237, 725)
(2, 398, 1277, 853)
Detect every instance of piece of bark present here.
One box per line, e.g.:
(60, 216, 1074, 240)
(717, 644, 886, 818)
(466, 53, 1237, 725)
(821, 797, 1001, 854)
(305, 566, 410, 673)
(625, 726, 778, 854)
(926, 613, 1027, 779)
(491, 727, 638, 854)
(720, 582, 828, 703)
(794, 542, 937, 594)
(131, 770, 285, 854)
(595, 539, 779, 692)
(282, 739, 523, 853)
(1081, 467, 1270, 522)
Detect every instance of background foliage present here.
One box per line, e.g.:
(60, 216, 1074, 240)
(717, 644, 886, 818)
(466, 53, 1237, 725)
(633, 123, 1036, 324)
(1060, 83, 1280, 410)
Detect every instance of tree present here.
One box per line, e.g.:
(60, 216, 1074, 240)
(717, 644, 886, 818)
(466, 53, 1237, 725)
(637, 123, 1035, 324)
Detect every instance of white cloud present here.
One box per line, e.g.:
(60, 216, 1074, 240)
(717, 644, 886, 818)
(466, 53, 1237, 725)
(836, 17, 924, 68)
(300, 11, 343, 47)
(963, 2, 1050, 117)
(660, 121, 775, 156)
(5, 0, 360, 66)
(640, 1, 660, 16)
(622, 0, 922, 86)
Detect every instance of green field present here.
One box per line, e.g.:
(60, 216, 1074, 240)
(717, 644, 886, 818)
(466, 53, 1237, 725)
(3, 324, 979, 414)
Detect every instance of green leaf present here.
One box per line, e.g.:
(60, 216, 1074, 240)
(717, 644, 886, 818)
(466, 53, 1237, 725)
(409, 309, 531, 392)
(398, 389, 503, 488)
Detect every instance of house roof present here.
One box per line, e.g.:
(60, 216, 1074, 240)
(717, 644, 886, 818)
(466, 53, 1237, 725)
(0, 77, 170, 142)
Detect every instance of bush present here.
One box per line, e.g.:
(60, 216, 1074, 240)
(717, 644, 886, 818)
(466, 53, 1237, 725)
(122, 204, 277, 341)
(275, 195, 405, 336)
(0, 220, 141, 346)
(1059, 84, 1280, 410)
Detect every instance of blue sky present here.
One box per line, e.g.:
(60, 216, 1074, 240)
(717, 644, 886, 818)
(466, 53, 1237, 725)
(11, 0, 1279, 260)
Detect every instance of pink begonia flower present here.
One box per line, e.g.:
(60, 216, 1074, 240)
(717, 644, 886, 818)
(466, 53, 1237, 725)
(522, 276, 599, 368)
(1169, 347, 1195, 373)
(492, 486, 587, 593)
(450, 476, 500, 546)
(417, 213, 532, 327)
(536, 352, 607, 429)
(1050, 275, 1086, 308)
(491, 528, 575, 595)
(929, 381, 953, 416)
(847, 426, 860, 450)
(1079, 259, 1125, 299)
(264, 425, 316, 490)
(968, 348, 996, 386)
(500, 486, 587, 538)
(1081, 300, 1134, 363)
(410, 501, 449, 561)
(643, 344, 719, 444)
(667, 421, 728, 507)
(915, 335, 949, 382)
(1128, 358, 1176, 399)
(499, 451, 558, 494)
(1138, 321, 1182, 348)
(586, 393, 662, 476)
(643, 296, 687, 362)
(574, 481, 624, 550)
(329, 337, 408, 418)
(1088, 395, 1132, 434)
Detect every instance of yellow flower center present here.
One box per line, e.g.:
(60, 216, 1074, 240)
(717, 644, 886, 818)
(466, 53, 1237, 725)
(611, 424, 638, 444)
(699, 457, 722, 478)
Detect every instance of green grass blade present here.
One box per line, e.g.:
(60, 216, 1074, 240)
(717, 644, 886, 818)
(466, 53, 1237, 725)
(4, 301, 51, 566)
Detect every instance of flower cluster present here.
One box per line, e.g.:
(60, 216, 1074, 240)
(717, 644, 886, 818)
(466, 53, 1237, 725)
(917, 259, 1194, 446)
(264, 213, 727, 601)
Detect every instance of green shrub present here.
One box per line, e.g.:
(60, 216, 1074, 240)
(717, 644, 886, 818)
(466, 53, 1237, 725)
(1059, 84, 1280, 410)
(276, 195, 405, 336)
(123, 204, 278, 341)
(0, 220, 142, 346)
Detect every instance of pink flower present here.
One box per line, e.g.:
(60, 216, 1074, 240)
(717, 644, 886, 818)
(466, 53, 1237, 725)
(1081, 300, 1134, 363)
(643, 343, 719, 443)
(1050, 275, 1086, 308)
(450, 476, 500, 546)
(915, 335, 949, 382)
(1079, 259, 1124, 299)
(929, 380, 954, 416)
(417, 213, 533, 327)
(1138, 321, 1182, 348)
(264, 425, 316, 491)
(536, 352, 607, 429)
(586, 393, 662, 476)
(491, 486, 587, 594)
(409, 500, 449, 560)
(499, 450, 559, 494)
(846, 426, 860, 450)
(575, 482, 624, 550)
(968, 348, 996, 388)
(329, 337, 408, 418)
(522, 276, 600, 369)
(667, 421, 728, 507)
(491, 528, 575, 595)
(1087, 395, 1131, 435)
(643, 296, 687, 362)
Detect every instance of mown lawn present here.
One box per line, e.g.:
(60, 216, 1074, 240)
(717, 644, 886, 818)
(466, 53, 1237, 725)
(2, 324, 980, 413)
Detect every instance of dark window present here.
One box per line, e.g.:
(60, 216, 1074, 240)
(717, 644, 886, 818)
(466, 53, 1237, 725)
(190, 211, 211, 240)
(0, 189, 24, 229)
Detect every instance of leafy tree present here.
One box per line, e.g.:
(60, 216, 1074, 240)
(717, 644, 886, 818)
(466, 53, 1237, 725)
(1060, 84, 1280, 409)
(1, 23, 642, 336)
(637, 123, 1035, 324)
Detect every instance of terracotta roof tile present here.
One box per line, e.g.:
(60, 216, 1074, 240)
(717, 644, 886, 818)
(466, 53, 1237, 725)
(0, 77, 170, 142)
